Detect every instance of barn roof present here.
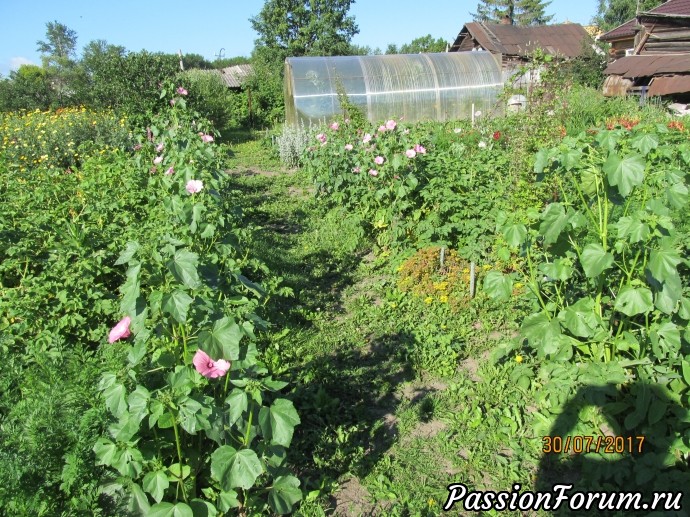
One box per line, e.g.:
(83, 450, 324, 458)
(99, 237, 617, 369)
(219, 64, 253, 88)
(450, 22, 590, 58)
(599, 0, 690, 41)
(604, 53, 690, 76)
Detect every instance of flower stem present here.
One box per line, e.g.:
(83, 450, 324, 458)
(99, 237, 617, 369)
(170, 410, 188, 502)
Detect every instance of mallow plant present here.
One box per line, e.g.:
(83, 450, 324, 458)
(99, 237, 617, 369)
(94, 84, 302, 515)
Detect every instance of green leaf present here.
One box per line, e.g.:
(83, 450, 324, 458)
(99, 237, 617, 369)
(102, 382, 127, 418)
(225, 389, 248, 426)
(681, 360, 690, 387)
(189, 499, 218, 517)
(503, 223, 527, 248)
(648, 247, 682, 284)
(162, 290, 194, 324)
(168, 463, 192, 481)
(558, 297, 599, 338)
(482, 271, 513, 301)
(143, 470, 170, 503)
(178, 396, 212, 435)
(217, 490, 240, 512)
(650, 321, 681, 354)
(615, 285, 653, 316)
(198, 317, 243, 361)
(93, 437, 117, 467)
(115, 240, 140, 265)
(624, 384, 651, 430)
(630, 132, 658, 155)
(539, 203, 569, 245)
(258, 398, 301, 447)
(520, 312, 561, 356)
(268, 475, 303, 514)
(148, 502, 194, 517)
(128, 483, 151, 515)
(539, 258, 573, 282)
(655, 272, 682, 315)
(666, 182, 688, 209)
(580, 243, 614, 278)
(167, 249, 200, 289)
(603, 152, 645, 197)
(211, 446, 264, 491)
(615, 216, 649, 244)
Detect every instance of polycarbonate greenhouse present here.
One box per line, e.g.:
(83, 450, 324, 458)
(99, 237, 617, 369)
(284, 52, 504, 125)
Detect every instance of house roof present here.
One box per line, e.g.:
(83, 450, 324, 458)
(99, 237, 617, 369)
(604, 53, 690, 76)
(450, 22, 590, 58)
(219, 64, 253, 88)
(599, 0, 690, 41)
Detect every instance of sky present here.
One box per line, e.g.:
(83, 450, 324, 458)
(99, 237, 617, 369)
(0, 0, 599, 77)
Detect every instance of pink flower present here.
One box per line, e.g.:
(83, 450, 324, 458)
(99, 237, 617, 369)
(374, 156, 385, 165)
(165, 166, 174, 175)
(413, 144, 426, 154)
(352, 166, 361, 173)
(153, 156, 163, 165)
(316, 133, 327, 144)
(200, 134, 214, 143)
(108, 317, 131, 343)
(176, 86, 188, 95)
(186, 179, 203, 194)
(362, 133, 372, 144)
(385, 119, 397, 131)
(170, 99, 176, 106)
(156, 143, 164, 152)
(133, 144, 142, 151)
(368, 169, 378, 176)
(378, 125, 387, 133)
(193, 349, 231, 379)
(344, 144, 353, 151)
(330, 122, 340, 130)
(405, 149, 416, 158)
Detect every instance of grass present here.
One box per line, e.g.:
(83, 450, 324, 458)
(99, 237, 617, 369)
(224, 133, 549, 516)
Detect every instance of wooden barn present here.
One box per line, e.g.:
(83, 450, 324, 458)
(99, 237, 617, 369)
(600, 0, 690, 99)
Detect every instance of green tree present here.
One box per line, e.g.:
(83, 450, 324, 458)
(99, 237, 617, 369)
(213, 56, 251, 69)
(182, 53, 213, 70)
(594, 0, 662, 31)
(35, 21, 81, 105)
(247, 0, 359, 126)
(471, 0, 554, 26)
(0, 65, 54, 111)
(399, 35, 448, 54)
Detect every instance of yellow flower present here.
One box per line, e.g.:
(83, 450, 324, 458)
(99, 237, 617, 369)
(483, 264, 491, 270)
(424, 296, 433, 304)
(514, 282, 524, 289)
(439, 295, 448, 303)
(515, 355, 523, 363)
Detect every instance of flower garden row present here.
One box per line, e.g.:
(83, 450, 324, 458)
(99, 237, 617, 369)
(1, 85, 301, 514)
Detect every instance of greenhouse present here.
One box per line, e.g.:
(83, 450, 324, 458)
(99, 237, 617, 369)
(284, 52, 504, 125)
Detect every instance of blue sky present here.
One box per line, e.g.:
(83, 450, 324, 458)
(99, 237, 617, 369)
(0, 0, 599, 77)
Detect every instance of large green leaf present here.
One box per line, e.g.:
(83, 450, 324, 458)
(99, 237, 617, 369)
(603, 152, 645, 197)
(615, 216, 649, 244)
(178, 396, 212, 435)
(162, 289, 194, 324)
(259, 398, 301, 447)
(648, 246, 682, 285)
(148, 502, 194, 517)
(115, 240, 140, 265)
(520, 312, 562, 356)
(539, 258, 573, 282)
(268, 475, 303, 514)
(615, 285, 653, 316)
(167, 249, 200, 289)
(102, 381, 128, 418)
(580, 243, 614, 278)
(654, 271, 682, 315)
(128, 482, 151, 515)
(211, 446, 264, 491)
(198, 317, 243, 361)
(503, 223, 527, 248)
(630, 132, 659, 156)
(482, 271, 513, 301)
(225, 388, 248, 426)
(558, 297, 600, 338)
(650, 321, 681, 356)
(539, 203, 569, 245)
(666, 182, 688, 209)
(143, 470, 170, 503)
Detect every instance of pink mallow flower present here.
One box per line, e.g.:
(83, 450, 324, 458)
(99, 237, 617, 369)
(316, 133, 327, 144)
(369, 169, 378, 176)
(362, 133, 372, 144)
(344, 144, 353, 151)
(156, 143, 164, 152)
(200, 134, 214, 143)
(108, 316, 131, 343)
(165, 166, 175, 176)
(385, 119, 397, 131)
(177, 86, 188, 95)
(153, 156, 163, 165)
(378, 125, 387, 133)
(352, 166, 361, 173)
(405, 149, 417, 158)
(413, 144, 426, 154)
(193, 349, 231, 379)
(374, 156, 385, 165)
(186, 179, 204, 194)
(330, 122, 340, 130)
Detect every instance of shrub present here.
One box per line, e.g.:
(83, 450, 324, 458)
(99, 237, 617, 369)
(177, 69, 233, 129)
(274, 122, 311, 168)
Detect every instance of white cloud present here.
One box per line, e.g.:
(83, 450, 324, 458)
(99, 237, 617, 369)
(10, 56, 35, 70)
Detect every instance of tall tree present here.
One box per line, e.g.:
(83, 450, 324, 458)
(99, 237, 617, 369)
(390, 35, 448, 54)
(594, 0, 662, 31)
(471, 0, 553, 26)
(36, 21, 79, 105)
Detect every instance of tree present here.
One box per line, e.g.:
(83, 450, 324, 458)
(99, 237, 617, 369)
(388, 35, 448, 54)
(182, 53, 213, 70)
(36, 21, 80, 105)
(594, 0, 662, 31)
(247, 0, 359, 125)
(471, 0, 553, 26)
(0, 65, 54, 111)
